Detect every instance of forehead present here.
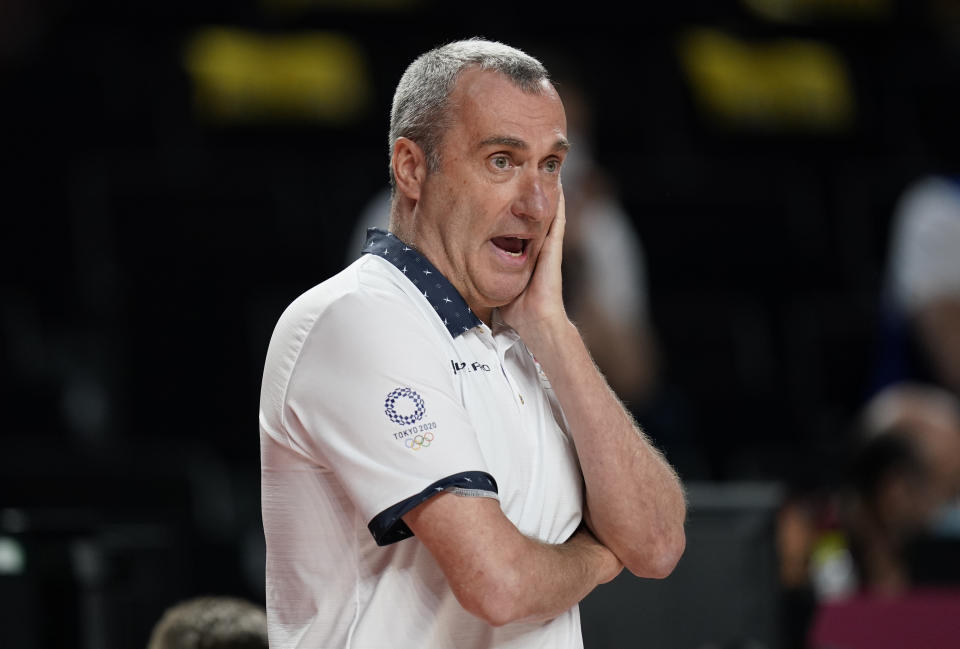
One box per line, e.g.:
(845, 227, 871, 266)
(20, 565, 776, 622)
(446, 68, 567, 146)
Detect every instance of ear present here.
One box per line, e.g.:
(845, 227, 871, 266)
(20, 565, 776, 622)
(392, 137, 427, 202)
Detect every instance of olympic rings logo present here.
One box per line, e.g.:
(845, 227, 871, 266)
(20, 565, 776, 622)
(384, 387, 426, 425)
(405, 432, 435, 451)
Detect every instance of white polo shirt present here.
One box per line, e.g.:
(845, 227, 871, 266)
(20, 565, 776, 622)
(259, 229, 586, 649)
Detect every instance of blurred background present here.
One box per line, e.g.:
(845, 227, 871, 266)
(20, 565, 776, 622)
(3, 0, 960, 647)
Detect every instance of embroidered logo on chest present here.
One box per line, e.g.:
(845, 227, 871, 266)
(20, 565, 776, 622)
(450, 360, 492, 375)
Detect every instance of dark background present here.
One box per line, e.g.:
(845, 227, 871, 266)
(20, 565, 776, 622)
(2, 0, 959, 647)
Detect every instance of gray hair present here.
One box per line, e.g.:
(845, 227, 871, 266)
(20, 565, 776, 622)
(388, 38, 550, 190)
(147, 596, 268, 649)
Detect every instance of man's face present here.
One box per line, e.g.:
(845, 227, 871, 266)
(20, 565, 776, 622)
(411, 68, 568, 321)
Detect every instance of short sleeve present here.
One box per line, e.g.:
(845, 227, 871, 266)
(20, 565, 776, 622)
(281, 288, 497, 546)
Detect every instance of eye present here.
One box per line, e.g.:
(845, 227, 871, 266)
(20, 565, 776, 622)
(543, 158, 562, 173)
(490, 155, 511, 170)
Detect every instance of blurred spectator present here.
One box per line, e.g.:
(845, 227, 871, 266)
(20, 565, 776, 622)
(776, 381, 960, 645)
(844, 421, 933, 596)
(146, 596, 267, 649)
(806, 381, 960, 649)
(843, 381, 960, 596)
(860, 382, 960, 535)
(879, 175, 960, 398)
(776, 406, 936, 643)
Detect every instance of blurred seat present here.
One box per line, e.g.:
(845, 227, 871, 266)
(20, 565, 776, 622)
(580, 481, 784, 649)
(0, 434, 251, 649)
(808, 588, 960, 649)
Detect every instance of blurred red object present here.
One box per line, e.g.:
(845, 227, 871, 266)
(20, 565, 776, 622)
(808, 588, 960, 649)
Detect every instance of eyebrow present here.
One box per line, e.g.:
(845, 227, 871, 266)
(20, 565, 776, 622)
(477, 135, 570, 153)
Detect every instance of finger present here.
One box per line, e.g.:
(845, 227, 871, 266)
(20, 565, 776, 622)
(543, 189, 566, 259)
(554, 189, 566, 242)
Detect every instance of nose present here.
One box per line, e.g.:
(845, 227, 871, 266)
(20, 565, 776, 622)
(511, 169, 551, 222)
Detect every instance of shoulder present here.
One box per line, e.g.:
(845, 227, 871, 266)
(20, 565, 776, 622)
(287, 256, 455, 381)
(274, 255, 431, 344)
(260, 256, 448, 420)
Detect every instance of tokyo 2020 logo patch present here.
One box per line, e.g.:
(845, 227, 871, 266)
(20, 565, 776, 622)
(384, 387, 426, 426)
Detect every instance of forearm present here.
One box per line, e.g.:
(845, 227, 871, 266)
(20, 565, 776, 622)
(404, 495, 620, 627)
(522, 319, 686, 577)
(486, 524, 621, 625)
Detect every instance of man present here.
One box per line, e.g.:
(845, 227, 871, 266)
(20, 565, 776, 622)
(259, 38, 686, 648)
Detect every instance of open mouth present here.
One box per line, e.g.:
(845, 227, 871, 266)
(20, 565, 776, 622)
(490, 236, 528, 257)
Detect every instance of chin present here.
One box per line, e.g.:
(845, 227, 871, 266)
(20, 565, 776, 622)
(481, 280, 528, 308)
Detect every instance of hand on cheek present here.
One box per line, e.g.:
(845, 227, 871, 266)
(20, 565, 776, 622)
(501, 190, 569, 341)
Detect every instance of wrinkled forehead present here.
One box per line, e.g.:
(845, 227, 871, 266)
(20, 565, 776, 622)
(446, 69, 567, 145)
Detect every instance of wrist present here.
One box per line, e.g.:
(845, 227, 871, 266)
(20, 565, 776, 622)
(570, 524, 622, 585)
(517, 317, 579, 362)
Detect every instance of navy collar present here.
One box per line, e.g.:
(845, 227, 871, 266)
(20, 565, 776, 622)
(362, 229, 483, 338)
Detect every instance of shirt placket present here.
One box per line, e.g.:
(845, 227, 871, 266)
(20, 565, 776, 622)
(496, 341, 527, 411)
(473, 326, 525, 411)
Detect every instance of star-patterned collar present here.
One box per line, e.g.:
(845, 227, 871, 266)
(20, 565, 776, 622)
(362, 228, 483, 338)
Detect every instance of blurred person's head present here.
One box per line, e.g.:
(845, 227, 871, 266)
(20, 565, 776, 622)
(861, 382, 960, 505)
(845, 428, 932, 595)
(146, 596, 267, 649)
(852, 430, 933, 536)
(841, 383, 960, 594)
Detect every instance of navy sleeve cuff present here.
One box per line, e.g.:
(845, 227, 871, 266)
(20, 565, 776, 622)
(367, 471, 498, 546)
